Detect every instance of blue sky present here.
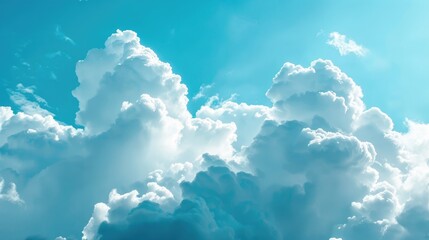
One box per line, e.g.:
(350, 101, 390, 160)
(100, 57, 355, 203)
(2, 1, 429, 240)
(1, 0, 429, 130)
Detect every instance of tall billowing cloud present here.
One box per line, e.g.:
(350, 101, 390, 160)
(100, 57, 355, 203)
(73, 30, 190, 135)
(1, 30, 428, 240)
(0, 30, 236, 240)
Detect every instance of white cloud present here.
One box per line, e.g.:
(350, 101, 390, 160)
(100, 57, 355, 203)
(0, 107, 13, 131)
(0, 30, 237, 239)
(0, 178, 23, 204)
(192, 83, 213, 100)
(73, 30, 190, 135)
(8, 83, 52, 116)
(197, 100, 270, 150)
(266, 59, 364, 132)
(82, 203, 109, 240)
(82, 54, 429, 240)
(327, 32, 367, 56)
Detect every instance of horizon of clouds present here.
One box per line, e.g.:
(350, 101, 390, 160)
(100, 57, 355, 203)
(327, 32, 368, 56)
(0, 30, 428, 240)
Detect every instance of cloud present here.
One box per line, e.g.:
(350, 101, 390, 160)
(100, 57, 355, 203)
(55, 25, 76, 45)
(1, 29, 429, 240)
(266, 59, 364, 132)
(0, 30, 237, 239)
(0, 178, 23, 203)
(8, 83, 52, 116)
(327, 32, 367, 56)
(73, 30, 190, 135)
(86, 118, 379, 239)
(87, 166, 280, 240)
(0, 110, 75, 146)
(197, 100, 269, 150)
(192, 84, 213, 100)
(83, 54, 429, 240)
(0, 107, 14, 131)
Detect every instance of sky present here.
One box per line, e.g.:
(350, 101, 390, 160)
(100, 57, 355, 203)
(1, 0, 429, 130)
(1, 1, 429, 240)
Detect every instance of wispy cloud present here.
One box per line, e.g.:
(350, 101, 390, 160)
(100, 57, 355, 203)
(46, 50, 71, 60)
(8, 83, 52, 116)
(192, 84, 214, 100)
(327, 32, 367, 56)
(55, 25, 76, 45)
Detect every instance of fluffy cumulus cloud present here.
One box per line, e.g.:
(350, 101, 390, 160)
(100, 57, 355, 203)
(196, 101, 269, 150)
(1, 29, 429, 240)
(73, 30, 190, 135)
(0, 30, 236, 240)
(266, 59, 366, 134)
(327, 32, 367, 56)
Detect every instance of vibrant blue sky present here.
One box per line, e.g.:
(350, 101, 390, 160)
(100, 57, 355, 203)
(1, 0, 428, 129)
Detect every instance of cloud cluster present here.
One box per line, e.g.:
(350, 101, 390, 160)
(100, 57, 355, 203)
(0, 30, 236, 239)
(1, 30, 428, 240)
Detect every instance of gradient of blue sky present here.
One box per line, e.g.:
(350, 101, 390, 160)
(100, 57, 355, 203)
(1, 0, 429, 130)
